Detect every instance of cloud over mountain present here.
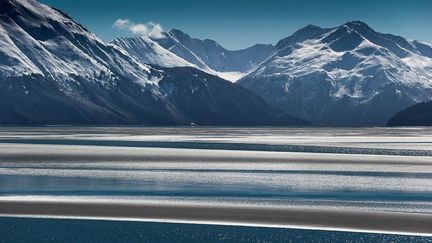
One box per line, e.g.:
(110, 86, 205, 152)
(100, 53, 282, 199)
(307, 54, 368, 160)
(113, 19, 165, 39)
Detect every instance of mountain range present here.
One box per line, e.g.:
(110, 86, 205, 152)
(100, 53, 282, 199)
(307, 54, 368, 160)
(113, 22, 432, 126)
(151, 29, 275, 81)
(0, 0, 303, 125)
(238, 21, 432, 126)
(1, 0, 432, 126)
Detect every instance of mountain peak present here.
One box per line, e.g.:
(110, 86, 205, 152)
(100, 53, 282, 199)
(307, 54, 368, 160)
(319, 20, 382, 52)
(303, 24, 322, 30)
(342, 20, 375, 34)
(168, 28, 190, 39)
(169, 28, 185, 34)
(112, 35, 195, 68)
(328, 20, 410, 57)
(276, 24, 327, 48)
(344, 20, 369, 27)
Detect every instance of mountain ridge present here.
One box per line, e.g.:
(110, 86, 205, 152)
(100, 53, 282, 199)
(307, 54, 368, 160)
(1, 0, 431, 127)
(238, 20, 432, 126)
(151, 29, 275, 81)
(0, 0, 306, 126)
(111, 36, 196, 68)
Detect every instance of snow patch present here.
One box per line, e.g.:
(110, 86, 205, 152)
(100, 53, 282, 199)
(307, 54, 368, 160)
(214, 71, 247, 82)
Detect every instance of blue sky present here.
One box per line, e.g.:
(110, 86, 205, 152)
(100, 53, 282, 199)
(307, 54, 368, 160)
(40, 0, 432, 50)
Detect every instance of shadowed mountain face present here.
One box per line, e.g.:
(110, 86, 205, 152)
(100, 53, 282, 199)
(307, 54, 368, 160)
(0, 68, 305, 126)
(387, 101, 432, 127)
(2, 0, 431, 127)
(158, 67, 306, 126)
(0, 0, 305, 126)
(238, 21, 432, 126)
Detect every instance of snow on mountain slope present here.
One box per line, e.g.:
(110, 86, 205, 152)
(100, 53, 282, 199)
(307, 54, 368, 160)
(0, 0, 156, 86)
(213, 71, 249, 82)
(0, 0, 181, 124)
(112, 35, 245, 82)
(152, 29, 275, 81)
(0, 0, 305, 126)
(112, 36, 196, 68)
(238, 21, 432, 126)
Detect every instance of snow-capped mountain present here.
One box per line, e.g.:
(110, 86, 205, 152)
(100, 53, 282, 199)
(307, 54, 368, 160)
(0, 0, 156, 85)
(238, 21, 432, 126)
(112, 36, 196, 68)
(0, 0, 305, 126)
(151, 29, 275, 81)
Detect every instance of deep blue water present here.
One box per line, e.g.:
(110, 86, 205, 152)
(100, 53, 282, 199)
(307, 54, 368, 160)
(0, 217, 431, 243)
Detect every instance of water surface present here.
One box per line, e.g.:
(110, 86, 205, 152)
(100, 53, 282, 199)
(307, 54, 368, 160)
(1, 127, 432, 239)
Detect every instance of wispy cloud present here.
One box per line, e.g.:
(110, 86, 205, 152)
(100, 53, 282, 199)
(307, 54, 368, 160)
(112, 19, 131, 29)
(113, 19, 165, 39)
